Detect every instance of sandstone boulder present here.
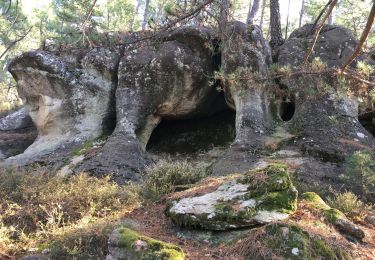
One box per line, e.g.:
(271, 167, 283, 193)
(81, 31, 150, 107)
(277, 24, 358, 68)
(79, 26, 225, 182)
(3, 47, 120, 166)
(167, 164, 297, 230)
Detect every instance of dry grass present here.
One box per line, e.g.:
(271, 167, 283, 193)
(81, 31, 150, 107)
(327, 191, 371, 221)
(0, 168, 141, 258)
(142, 160, 207, 201)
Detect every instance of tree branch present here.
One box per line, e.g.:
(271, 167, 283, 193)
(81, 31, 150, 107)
(340, 1, 375, 72)
(303, 0, 337, 64)
(0, 27, 32, 60)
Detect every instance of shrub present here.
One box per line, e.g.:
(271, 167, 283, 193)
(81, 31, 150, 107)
(327, 192, 370, 221)
(142, 160, 207, 200)
(347, 151, 375, 196)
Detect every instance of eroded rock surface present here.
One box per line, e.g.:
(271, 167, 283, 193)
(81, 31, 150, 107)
(3, 48, 119, 166)
(277, 24, 358, 67)
(167, 164, 297, 230)
(78, 26, 225, 182)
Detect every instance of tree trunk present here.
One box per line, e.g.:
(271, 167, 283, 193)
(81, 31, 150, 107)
(299, 0, 305, 27)
(247, 0, 260, 25)
(328, 12, 334, 25)
(219, 0, 230, 35)
(259, 0, 266, 30)
(142, 0, 150, 30)
(129, 0, 142, 31)
(285, 0, 291, 38)
(269, 0, 284, 49)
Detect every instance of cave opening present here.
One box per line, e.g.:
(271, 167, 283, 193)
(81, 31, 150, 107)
(359, 112, 375, 137)
(146, 109, 236, 155)
(279, 98, 295, 122)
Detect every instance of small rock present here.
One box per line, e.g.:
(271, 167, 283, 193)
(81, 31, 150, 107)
(365, 215, 375, 227)
(291, 248, 299, 255)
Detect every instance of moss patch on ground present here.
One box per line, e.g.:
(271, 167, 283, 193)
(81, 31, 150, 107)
(115, 227, 185, 260)
(233, 223, 350, 260)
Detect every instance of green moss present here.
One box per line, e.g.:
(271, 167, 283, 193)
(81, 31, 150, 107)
(312, 239, 337, 259)
(301, 192, 330, 210)
(117, 228, 185, 260)
(260, 224, 351, 260)
(323, 208, 345, 224)
(259, 188, 298, 213)
(71, 135, 107, 157)
(265, 224, 312, 259)
(301, 192, 346, 224)
(238, 163, 292, 198)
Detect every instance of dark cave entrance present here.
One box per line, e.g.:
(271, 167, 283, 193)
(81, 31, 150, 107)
(359, 112, 375, 137)
(279, 98, 295, 122)
(146, 109, 236, 155)
(146, 38, 235, 156)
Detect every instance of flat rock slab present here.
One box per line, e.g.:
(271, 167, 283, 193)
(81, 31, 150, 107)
(167, 163, 298, 230)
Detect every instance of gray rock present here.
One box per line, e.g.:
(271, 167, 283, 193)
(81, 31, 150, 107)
(4, 47, 119, 166)
(167, 164, 297, 230)
(277, 24, 358, 68)
(0, 107, 33, 131)
(211, 22, 274, 175)
(79, 26, 225, 182)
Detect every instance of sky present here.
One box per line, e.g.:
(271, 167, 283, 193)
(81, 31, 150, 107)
(23, 0, 304, 21)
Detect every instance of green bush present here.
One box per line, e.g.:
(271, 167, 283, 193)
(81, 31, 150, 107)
(347, 151, 375, 196)
(142, 160, 207, 200)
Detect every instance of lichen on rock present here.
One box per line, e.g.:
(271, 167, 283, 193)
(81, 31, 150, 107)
(166, 163, 297, 230)
(106, 227, 185, 260)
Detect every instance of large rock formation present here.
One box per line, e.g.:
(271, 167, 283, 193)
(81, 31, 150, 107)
(212, 22, 275, 175)
(78, 27, 226, 182)
(3, 48, 119, 166)
(1, 22, 374, 198)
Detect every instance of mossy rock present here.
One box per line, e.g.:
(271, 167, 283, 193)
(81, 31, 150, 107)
(246, 223, 350, 260)
(301, 192, 345, 223)
(301, 192, 365, 241)
(167, 163, 298, 230)
(107, 227, 185, 260)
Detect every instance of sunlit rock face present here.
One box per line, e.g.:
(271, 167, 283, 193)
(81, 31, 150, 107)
(4, 48, 119, 166)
